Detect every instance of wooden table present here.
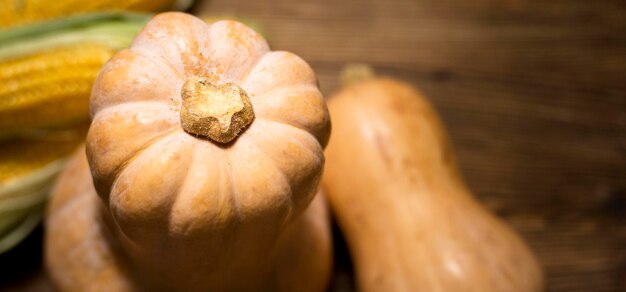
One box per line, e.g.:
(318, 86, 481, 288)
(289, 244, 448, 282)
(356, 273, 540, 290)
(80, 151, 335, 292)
(2, 0, 624, 291)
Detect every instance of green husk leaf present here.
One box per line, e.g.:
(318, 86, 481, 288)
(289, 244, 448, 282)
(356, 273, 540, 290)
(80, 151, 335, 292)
(0, 11, 153, 60)
(0, 12, 154, 254)
(0, 207, 43, 254)
(0, 158, 67, 254)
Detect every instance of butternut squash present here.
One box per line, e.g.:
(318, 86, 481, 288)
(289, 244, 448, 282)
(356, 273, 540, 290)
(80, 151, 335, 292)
(323, 75, 543, 291)
(45, 12, 332, 291)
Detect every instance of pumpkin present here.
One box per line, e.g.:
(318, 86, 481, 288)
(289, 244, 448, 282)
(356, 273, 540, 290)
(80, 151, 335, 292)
(46, 147, 332, 291)
(322, 75, 543, 291)
(46, 12, 332, 291)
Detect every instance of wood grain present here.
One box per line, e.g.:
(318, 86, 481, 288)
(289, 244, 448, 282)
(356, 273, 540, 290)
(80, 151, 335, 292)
(195, 0, 626, 291)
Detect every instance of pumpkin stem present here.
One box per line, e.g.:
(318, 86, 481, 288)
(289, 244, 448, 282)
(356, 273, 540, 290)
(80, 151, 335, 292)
(340, 63, 375, 86)
(180, 78, 255, 143)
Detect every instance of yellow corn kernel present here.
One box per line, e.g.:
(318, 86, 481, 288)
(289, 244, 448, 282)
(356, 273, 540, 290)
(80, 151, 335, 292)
(0, 122, 88, 184)
(0, 122, 87, 254)
(0, 43, 113, 137)
(0, 0, 178, 28)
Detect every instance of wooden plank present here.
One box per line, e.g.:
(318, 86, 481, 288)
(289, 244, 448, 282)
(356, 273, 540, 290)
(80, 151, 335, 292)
(196, 0, 626, 291)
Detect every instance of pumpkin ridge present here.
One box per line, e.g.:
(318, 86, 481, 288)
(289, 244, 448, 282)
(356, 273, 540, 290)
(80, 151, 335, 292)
(223, 152, 243, 222)
(108, 132, 193, 243)
(129, 12, 211, 78)
(241, 51, 316, 98)
(87, 102, 180, 200)
(127, 47, 183, 80)
(256, 118, 324, 154)
(206, 20, 269, 84)
(250, 83, 317, 103)
(248, 119, 324, 215)
(236, 50, 269, 85)
(244, 137, 294, 224)
(128, 44, 185, 80)
(89, 51, 181, 115)
(165, 140, 200, 235)
(106, 129, 180, 203)
(251, 85, 328, 143)
(256, 116, 308, 138)
(93, 100, 179, 121)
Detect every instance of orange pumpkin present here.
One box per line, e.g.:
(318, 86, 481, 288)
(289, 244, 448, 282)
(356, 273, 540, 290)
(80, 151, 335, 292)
(46, 12, 332, 291)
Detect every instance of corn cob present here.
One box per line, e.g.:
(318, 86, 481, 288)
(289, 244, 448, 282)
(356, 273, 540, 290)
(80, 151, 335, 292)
(0, 12, 151, 139)
(0, 123, 89, 183)
(0, 44, 113, 135)
(0, 13, 150, 254)
(0, 0, 189, 28)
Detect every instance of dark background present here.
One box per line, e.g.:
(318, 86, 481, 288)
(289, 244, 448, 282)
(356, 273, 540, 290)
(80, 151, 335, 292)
(2, 0, 625, 291)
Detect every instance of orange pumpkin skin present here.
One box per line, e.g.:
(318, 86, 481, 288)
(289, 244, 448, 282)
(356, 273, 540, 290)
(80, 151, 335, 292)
(323, 78, 543, 292)
(46, 148, 136, 292)
(46, 12, 332, 291)
(46, 147, 332, 291)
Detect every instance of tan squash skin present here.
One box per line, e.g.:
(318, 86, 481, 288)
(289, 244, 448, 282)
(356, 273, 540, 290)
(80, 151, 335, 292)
(46, 148, 136, 292)
(46, 147, 332, 291)
(46, 12, 332, 291)
(323, 78, 543, 292)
